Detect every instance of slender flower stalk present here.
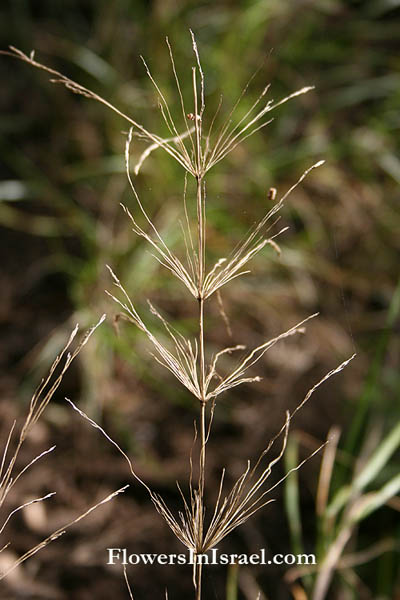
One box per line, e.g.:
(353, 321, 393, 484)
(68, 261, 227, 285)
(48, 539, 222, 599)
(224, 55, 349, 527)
(0, 316, 130, 582)
(3, 33, 355, 598)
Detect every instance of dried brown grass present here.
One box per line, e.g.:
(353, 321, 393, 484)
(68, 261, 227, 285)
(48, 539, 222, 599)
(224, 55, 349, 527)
(0, 315, 128, 581)
(2, 33, 355, 599)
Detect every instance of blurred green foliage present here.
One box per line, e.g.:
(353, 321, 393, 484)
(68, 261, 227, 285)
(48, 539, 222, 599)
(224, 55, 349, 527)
(1, 1, 399, 598)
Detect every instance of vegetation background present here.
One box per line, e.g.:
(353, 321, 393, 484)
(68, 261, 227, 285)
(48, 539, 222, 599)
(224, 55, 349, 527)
(0, 1, 399, 599)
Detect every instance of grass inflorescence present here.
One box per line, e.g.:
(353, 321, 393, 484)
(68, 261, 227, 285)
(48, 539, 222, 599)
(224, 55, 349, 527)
(2, 32, 356, 599)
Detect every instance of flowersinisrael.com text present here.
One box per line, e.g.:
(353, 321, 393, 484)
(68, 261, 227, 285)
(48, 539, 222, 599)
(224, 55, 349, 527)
(107, 548, 316, 567)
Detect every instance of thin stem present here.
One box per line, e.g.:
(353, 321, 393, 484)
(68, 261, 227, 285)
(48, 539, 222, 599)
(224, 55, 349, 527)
(192, 67, 202, 175)
(195, 560, 203, 600)
(199, 298, 206, 397)
(199, 399, 206, 490)
(195, 135, 206, 598)
(197, 178, 205, 294)
(196, 179, 206, 559)
(198, 397, 206, 542)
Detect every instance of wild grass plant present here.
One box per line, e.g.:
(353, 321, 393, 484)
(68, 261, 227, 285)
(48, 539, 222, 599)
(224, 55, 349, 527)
(0, 315, 128, 585)
(2, 34, 356, 598)
(284, 279, 400, 600)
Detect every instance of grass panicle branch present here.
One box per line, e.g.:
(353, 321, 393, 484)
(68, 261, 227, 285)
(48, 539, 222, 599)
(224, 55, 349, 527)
(0, 314, 105, 511)
(0, 485, 128, 582)
(3, 42, 313, 179)
(0, 316, 129, 581)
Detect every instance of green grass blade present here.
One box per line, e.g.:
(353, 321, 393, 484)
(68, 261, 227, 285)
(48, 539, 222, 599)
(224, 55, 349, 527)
(226, 562, 238, 600)
(350, 474, 400, 523)
(343, 276, 400, 459)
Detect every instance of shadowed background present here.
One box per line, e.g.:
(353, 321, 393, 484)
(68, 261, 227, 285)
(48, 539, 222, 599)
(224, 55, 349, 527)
(0, 1, 399, 599)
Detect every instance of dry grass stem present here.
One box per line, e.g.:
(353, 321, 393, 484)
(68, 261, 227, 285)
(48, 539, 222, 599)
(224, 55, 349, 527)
(106, 266, 202, 399)
(0, 492, 56, 536)
(3, 43, 315, 179)
(316, 426, 341, 517)
(67, 355, 354, 562)
(4, 32, 355, 599)
(123, 564, 135, 599)
(0, 315, 105, 512)
(0, 316, 129, 580)
(106, 266, 325, 404)
(0, 486, 128, 581)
